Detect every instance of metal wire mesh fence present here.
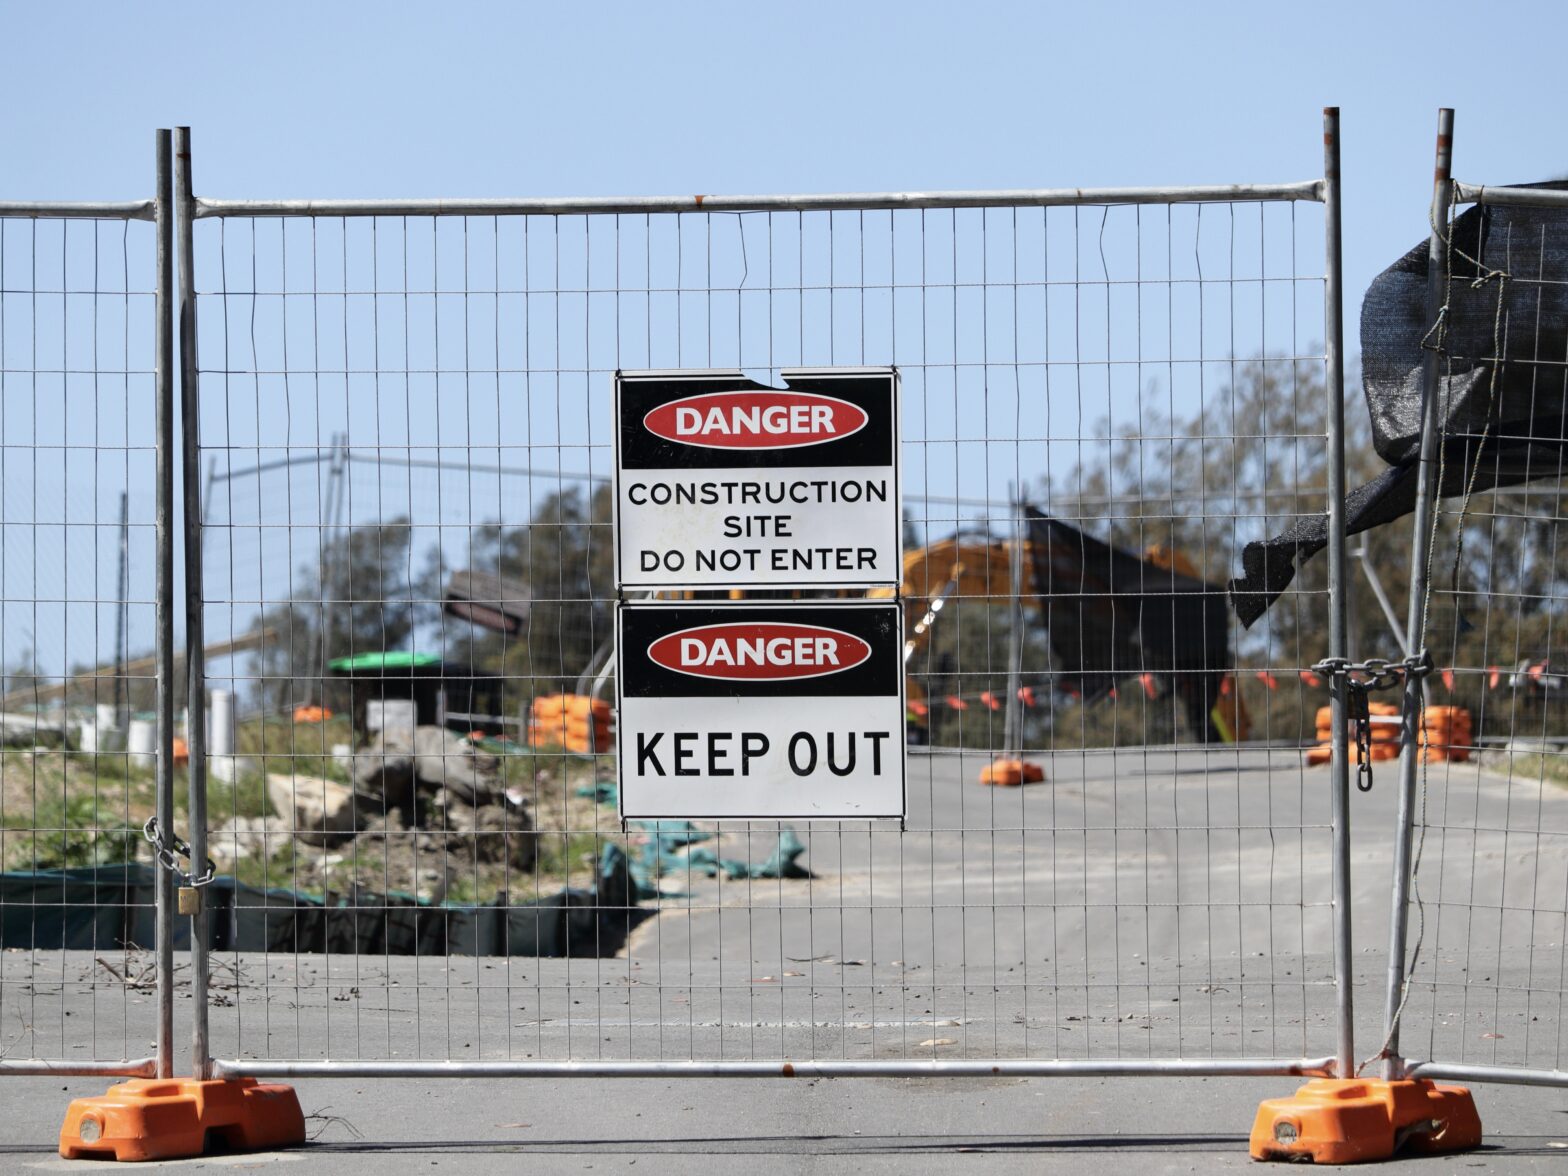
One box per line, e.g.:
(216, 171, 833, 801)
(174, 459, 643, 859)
(0, 194, 164, 1076)
(1383, 174, 1568, 1086)
(181, 151, 1350, 1077)
(14, 113, 1568, 1137)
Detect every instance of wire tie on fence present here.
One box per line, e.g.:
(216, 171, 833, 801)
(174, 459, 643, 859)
(142, 816, 217, 889)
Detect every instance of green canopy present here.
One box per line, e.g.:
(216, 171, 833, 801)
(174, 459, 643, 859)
(327, 651, 444, 673)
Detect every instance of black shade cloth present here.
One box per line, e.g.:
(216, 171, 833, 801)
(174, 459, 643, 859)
(1, 847, 644, 958)
(1026, 508, 1232, 741)
(1230, 183, 1568, 628)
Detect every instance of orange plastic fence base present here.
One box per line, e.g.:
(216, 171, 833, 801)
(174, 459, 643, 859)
(979, 759, 1045, 786)
(1250, 1078, 1481, 1164)
(59, 1077, 305, 1162)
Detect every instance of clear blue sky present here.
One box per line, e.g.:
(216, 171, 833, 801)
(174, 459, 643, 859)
(2, 0, 1564, 684)
(4, 0, 1563, 301)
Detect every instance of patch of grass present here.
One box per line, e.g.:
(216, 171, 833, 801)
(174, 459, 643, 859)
(235, 716, 355, 783)
(226, 839, 299, 892)
(66, 750, 153, 790)
(1493, 751, 1568, 787)
(205, 773, 276, 819)
(442, 871, 486, 906)
(497, 748, 544, 793)
(0, 789, 141, 870)
(532, 830, 605, 881)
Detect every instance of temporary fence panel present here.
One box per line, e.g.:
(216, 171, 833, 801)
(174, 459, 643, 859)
(180, 127, 1353, 1079)
(1380, 137, 1568, 1086)
(0, 140, 168, 1077)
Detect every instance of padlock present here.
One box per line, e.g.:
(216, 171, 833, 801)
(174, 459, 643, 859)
(177, 886, 201, 916)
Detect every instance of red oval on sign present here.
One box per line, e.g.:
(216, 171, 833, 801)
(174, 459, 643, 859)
(647, 622, 872, 682)
(642, 390, 868, 451)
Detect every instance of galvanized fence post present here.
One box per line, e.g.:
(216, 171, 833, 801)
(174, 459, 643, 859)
(1320, 106, 1354, 1081)
(174, 125, 211, 1081)
(1379, 108, 1455, 1080)
(153, 126, 177, 1082)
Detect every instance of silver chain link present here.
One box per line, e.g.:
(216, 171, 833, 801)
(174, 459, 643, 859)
(142, 816, 216, 888)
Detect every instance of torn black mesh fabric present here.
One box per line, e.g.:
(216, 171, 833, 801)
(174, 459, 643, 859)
(1229, 183, 1568, 628)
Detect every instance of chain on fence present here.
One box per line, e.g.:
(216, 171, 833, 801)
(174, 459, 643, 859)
(182, 174, 1349, 1075)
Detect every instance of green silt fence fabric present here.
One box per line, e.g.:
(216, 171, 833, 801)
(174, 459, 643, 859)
(0, 865, 174, 951)
(1, 845, 641, 958)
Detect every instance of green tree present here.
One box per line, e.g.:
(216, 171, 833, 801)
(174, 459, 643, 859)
(441, 484, 616, 707)
(249, 517, 435, 713)
(1024, 358, 1414, 745)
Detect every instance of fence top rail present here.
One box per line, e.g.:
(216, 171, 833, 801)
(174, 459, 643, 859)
(0, 199, 157, 222)
(192, 180, 1326, 220)
(1453, 182, 1568, 209)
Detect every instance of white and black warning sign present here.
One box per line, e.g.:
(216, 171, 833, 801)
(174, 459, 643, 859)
(616, 601, 906, 820)
(613, 368, 901, 590)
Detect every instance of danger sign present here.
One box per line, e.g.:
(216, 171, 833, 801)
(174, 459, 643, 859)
(642, 391, 868, 450)
(648, 622, 873, 681)
(614, 368, 901, 590)
(616, 601, 906, 820)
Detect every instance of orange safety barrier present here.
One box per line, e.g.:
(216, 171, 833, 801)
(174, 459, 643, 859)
(1314, 724, 1400, 744)
(531, 694, 611, 721)
(1251, 1078, 1480, 1164)
(1306, 741, 1400, 767)
(1309, 703, 1476, 766)
(1419, 705, 1473, 762)
(1309, 701, 1406, 767)
(59, 1078, 305, 1162)
(535, 703, 612, 722)
(292, 705, 333, 723)
(529, 694, 614, 751)
(1315, 703, 1402, 728)
(979, 759, 1045, 787)
(529, 726, 610, 753)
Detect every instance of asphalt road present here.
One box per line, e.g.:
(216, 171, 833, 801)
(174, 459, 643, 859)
(3, 745, 1566, 1170)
